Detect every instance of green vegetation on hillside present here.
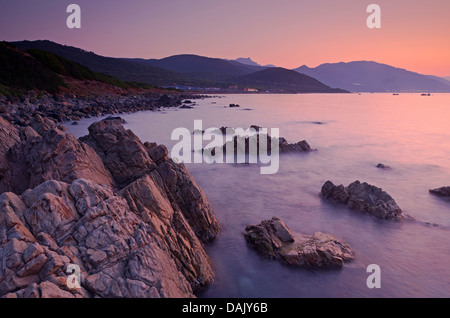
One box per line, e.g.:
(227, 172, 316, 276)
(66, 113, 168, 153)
(0, 42, 161, 96)
(0, 42, 65, 95)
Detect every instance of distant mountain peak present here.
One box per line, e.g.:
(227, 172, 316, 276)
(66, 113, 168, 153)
(234, 57, 261, 67)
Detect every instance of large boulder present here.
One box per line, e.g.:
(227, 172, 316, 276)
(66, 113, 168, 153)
(0, 117, 115, 194)
(244, 217, 354, 269)
(321, 180, 403, 221)
(0, 117, 20, 156)
(81, 118, 220, 243)
(154, 157, 220, 242)
(0, 179, 194, 298)
(120, 173, 215, 291)
(80, 117, 156, 188)
(0, 117, 21, 181)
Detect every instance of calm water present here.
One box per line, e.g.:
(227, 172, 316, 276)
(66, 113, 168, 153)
(67, 93, 450, 298)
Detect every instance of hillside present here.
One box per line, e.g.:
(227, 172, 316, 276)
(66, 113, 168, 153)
(126, 57, 346, 92)
(129, 54, 262, 75)
(13, 41, 265, 88)
(12, 40, 210, 87)
(295, 61, 450, 93)
(426, 75, 450, 87)
(237, 67, 348, 93)
(0, 42, 65, 96)
(0, 42, 157, 97)
(124, 54, 264, 85)
(11, 40, 346, 93)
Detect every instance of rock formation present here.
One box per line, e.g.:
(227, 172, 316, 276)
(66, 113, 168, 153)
(0, 115, 114, 195)
(321, 180, 403, 221)
(376, 163, 392, 170)
(204, 125, 314, 157)
(0, 91, 201, 127)
(244, 217, 354, 269)
(0, 116, 220, 298)
(429, 187, 450, 198)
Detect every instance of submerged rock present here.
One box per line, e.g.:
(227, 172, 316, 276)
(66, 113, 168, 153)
(321, 180, 403, 221)
(376, 163, 392, 170)
(279, 137, 313, 153)
(429, 187, 450, 198)
(244, 217, 354, 269)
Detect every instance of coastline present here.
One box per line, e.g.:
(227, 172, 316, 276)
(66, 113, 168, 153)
(0, 90, 207, 126)
(1, 93, 450, 298)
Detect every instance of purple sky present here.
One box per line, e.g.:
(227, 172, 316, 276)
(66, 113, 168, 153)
(1, 0, 449, 76)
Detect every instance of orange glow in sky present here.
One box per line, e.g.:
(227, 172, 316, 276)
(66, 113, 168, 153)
(1, 0, 449, 76)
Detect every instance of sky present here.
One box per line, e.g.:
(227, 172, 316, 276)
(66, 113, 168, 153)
(0, 0, 449, 76)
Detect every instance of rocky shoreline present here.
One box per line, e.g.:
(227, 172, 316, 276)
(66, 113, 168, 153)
(0, 115, 219, 298)
(0, 91, 204, 127)
(0, 94, 445, 298)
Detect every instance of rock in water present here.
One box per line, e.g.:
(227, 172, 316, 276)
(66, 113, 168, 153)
(321, 180, 403, 221)
(429, 187, 450, 198)
(279, 137, 313, 153)
(376, 163, 392, 170)
(205, 127, 314, 157)
(244, 217, 354, 269)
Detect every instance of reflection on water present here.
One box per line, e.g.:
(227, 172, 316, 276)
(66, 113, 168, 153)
(67, 93, 450, 298)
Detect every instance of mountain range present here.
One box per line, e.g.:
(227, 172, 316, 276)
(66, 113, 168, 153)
(11, 40, 345, 93)
(7, 40, 450, 94)
(233, 57, 276, 68)
(294, 61, 450, 93)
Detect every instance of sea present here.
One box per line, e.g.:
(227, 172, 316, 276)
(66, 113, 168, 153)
(66, 93, 450, 298)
